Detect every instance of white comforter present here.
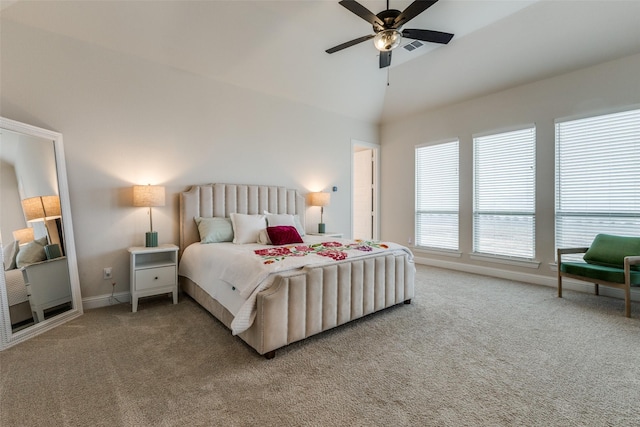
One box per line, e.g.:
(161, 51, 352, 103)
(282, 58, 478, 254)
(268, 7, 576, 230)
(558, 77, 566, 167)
(179, 236, 413, 335)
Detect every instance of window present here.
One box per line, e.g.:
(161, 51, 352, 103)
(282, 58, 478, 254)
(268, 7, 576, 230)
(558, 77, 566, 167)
(415, 140, 459, 250)
(555, 108, 640, 254)
(473, 126, 536, 259)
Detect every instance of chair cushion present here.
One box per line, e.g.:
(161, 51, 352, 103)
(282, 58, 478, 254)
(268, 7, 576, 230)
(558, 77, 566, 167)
(583, 234, 640, 268)
(561, 261, 640, 285)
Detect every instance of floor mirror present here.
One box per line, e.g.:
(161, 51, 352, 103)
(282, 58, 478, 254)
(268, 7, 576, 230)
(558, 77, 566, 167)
(0, 117, 82, 350)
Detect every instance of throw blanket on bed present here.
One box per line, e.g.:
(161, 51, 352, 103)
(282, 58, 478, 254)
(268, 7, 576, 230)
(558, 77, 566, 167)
(179, 236, 413, 334)
(255, 240, 390, 264)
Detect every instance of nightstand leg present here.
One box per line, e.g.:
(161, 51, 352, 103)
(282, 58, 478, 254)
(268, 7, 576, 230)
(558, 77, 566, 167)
(172, 290, 178, 305)
(132, 296, 138, 313)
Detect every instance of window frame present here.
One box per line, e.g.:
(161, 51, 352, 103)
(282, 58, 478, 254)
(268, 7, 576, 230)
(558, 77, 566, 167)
(555, 107, 640, 259)
(414, 139, 460, 252)
(472, 124, 537, 261)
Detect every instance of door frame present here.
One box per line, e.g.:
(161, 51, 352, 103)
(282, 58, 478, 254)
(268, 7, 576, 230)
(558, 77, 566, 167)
(351, 139, 380, 240)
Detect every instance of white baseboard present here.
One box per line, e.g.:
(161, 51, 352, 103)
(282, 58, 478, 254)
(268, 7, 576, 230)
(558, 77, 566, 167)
(82, 291, 130, 310)
(414, 256, 640, 302)
(82, 259, 640, 309)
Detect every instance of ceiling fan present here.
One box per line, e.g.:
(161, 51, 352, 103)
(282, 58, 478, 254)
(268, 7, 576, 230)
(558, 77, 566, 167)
(326, 0, 454, 69)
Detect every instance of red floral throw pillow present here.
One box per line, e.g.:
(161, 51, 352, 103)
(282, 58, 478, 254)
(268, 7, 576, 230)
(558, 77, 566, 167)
(267, 226, 303, 245)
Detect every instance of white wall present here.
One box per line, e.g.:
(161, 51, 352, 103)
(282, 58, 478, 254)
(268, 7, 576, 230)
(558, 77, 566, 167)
(380, 52, 640, 283)
(0, 20, 377, 301)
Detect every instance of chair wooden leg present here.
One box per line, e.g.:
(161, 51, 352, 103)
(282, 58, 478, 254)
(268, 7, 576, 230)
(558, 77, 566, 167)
(595, 283, 599, 296)
(557, 274, 563, 298)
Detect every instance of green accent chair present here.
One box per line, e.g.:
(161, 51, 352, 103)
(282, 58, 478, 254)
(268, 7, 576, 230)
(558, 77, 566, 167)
(557, 234, 640, 317)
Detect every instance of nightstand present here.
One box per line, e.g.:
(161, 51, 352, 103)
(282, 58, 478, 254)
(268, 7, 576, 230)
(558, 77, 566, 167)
(307, 232, 344, 238)
(128, 244, 178, 312)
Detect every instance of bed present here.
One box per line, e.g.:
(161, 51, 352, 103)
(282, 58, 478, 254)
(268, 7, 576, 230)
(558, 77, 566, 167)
(4, 268, 33, 326)
(178, 183, 415, 359)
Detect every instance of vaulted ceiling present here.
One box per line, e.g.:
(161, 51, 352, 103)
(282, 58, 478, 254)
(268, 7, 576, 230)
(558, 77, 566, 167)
(2, 1, 640, 124)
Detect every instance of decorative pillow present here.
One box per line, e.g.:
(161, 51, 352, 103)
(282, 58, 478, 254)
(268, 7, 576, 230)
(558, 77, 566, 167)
(230, 213, 266, 244)
(583, 234, 640, 268)
(267, 226, 303, 246)
(264, 211, 305, 237)
(195, 217, 234, 243)
(16, 237, 48, 268)
(3, 240, 20, 271)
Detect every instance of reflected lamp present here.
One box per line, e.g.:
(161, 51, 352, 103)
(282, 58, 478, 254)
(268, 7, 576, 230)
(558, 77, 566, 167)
(21, 195, 61, 222)
(13, 227, 35, 246)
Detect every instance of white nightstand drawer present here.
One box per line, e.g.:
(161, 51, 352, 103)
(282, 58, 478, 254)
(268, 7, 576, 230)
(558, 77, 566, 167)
(134, 266, 176, 291)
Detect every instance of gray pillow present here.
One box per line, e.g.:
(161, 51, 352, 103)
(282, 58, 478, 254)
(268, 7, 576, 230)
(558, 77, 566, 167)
(195, 217, 234, 243)
(16, 237, 47, 268)
(3, 240, 20, 271)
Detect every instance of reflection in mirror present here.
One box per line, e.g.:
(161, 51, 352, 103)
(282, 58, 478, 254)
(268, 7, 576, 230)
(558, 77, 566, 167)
(0, 117, 82, 350)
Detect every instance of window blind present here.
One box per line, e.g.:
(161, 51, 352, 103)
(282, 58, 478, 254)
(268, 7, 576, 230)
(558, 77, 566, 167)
(473, 126, 536, 259)
(415, 140, 459, 250)
(555, 108, 640, 255)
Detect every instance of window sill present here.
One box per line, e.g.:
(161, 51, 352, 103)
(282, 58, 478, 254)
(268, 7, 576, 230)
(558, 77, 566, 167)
(470, 252, 540, 269)
(413, 247, 462, 258)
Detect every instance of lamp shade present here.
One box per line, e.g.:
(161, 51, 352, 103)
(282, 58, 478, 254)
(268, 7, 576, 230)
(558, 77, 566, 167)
(13, 227, 35, 244)
(22, 196, 46, 222)
(133, 185, 165, 207)
(308, 192, 330, 207)
(22, 195, 61, 222)
(42, 195, 61, 218)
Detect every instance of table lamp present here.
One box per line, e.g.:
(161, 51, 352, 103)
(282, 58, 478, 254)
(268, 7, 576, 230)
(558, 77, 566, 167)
(133, 184, 165, 247)
(309, 192, 330, 233)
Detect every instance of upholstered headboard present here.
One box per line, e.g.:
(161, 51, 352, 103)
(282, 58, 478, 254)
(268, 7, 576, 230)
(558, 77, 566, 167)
(179, 183, 306, 254)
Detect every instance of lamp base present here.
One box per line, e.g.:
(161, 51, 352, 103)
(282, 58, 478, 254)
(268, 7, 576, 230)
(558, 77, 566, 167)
(318, 223, 326, 234)
(44, 244, 62, 259)
(145, 231, 158, 247)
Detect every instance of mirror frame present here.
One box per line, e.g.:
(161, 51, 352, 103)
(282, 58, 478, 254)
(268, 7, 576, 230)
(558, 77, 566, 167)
(0, 117, 83, 350)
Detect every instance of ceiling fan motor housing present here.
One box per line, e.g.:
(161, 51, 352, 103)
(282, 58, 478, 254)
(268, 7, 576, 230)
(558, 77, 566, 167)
(374, 9, 402, 32)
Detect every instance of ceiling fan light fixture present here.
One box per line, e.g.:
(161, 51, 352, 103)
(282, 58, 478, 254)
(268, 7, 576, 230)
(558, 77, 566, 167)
(373, 29, 402, 51)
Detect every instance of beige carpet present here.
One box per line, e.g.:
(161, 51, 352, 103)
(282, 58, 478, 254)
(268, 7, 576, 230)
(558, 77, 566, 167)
(1, 265, 640, 426)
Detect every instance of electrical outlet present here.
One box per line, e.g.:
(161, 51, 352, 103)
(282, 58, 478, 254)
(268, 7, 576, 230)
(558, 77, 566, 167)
(408, 237, 412, 245)
(103, 267, 112, 280)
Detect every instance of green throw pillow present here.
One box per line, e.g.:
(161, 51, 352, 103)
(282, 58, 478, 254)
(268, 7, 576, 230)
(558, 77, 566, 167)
(195, 217, 234, 243)
(583, 234, 640, 268)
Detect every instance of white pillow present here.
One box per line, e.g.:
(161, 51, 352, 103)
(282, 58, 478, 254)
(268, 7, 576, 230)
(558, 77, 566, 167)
(257, 229, 272, 245)
(16, 237, 47, 268)
(265, 213, 296, 227)
(293, 215, 305, 237)
(264, 211, 305, 237)
(230, 213, 266, 244)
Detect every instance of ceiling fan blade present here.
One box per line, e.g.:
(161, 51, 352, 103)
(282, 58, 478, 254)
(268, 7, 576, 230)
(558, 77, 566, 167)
(379, 50, 392, 69)
(393, 0, 438, 28)
(326, 34, 375, 54)
(339, 0, 384, 27)
(402, 28, 454, 44)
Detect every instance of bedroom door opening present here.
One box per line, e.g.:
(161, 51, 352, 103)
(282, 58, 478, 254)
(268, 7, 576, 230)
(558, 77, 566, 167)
(352, 141, 379, 240)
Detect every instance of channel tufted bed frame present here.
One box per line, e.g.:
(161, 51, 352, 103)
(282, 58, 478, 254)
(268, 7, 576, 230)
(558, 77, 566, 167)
(179, 183, 415, 359)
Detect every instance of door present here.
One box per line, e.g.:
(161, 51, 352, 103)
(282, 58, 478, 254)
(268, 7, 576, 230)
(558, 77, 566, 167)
(352, 142, 378, 240)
